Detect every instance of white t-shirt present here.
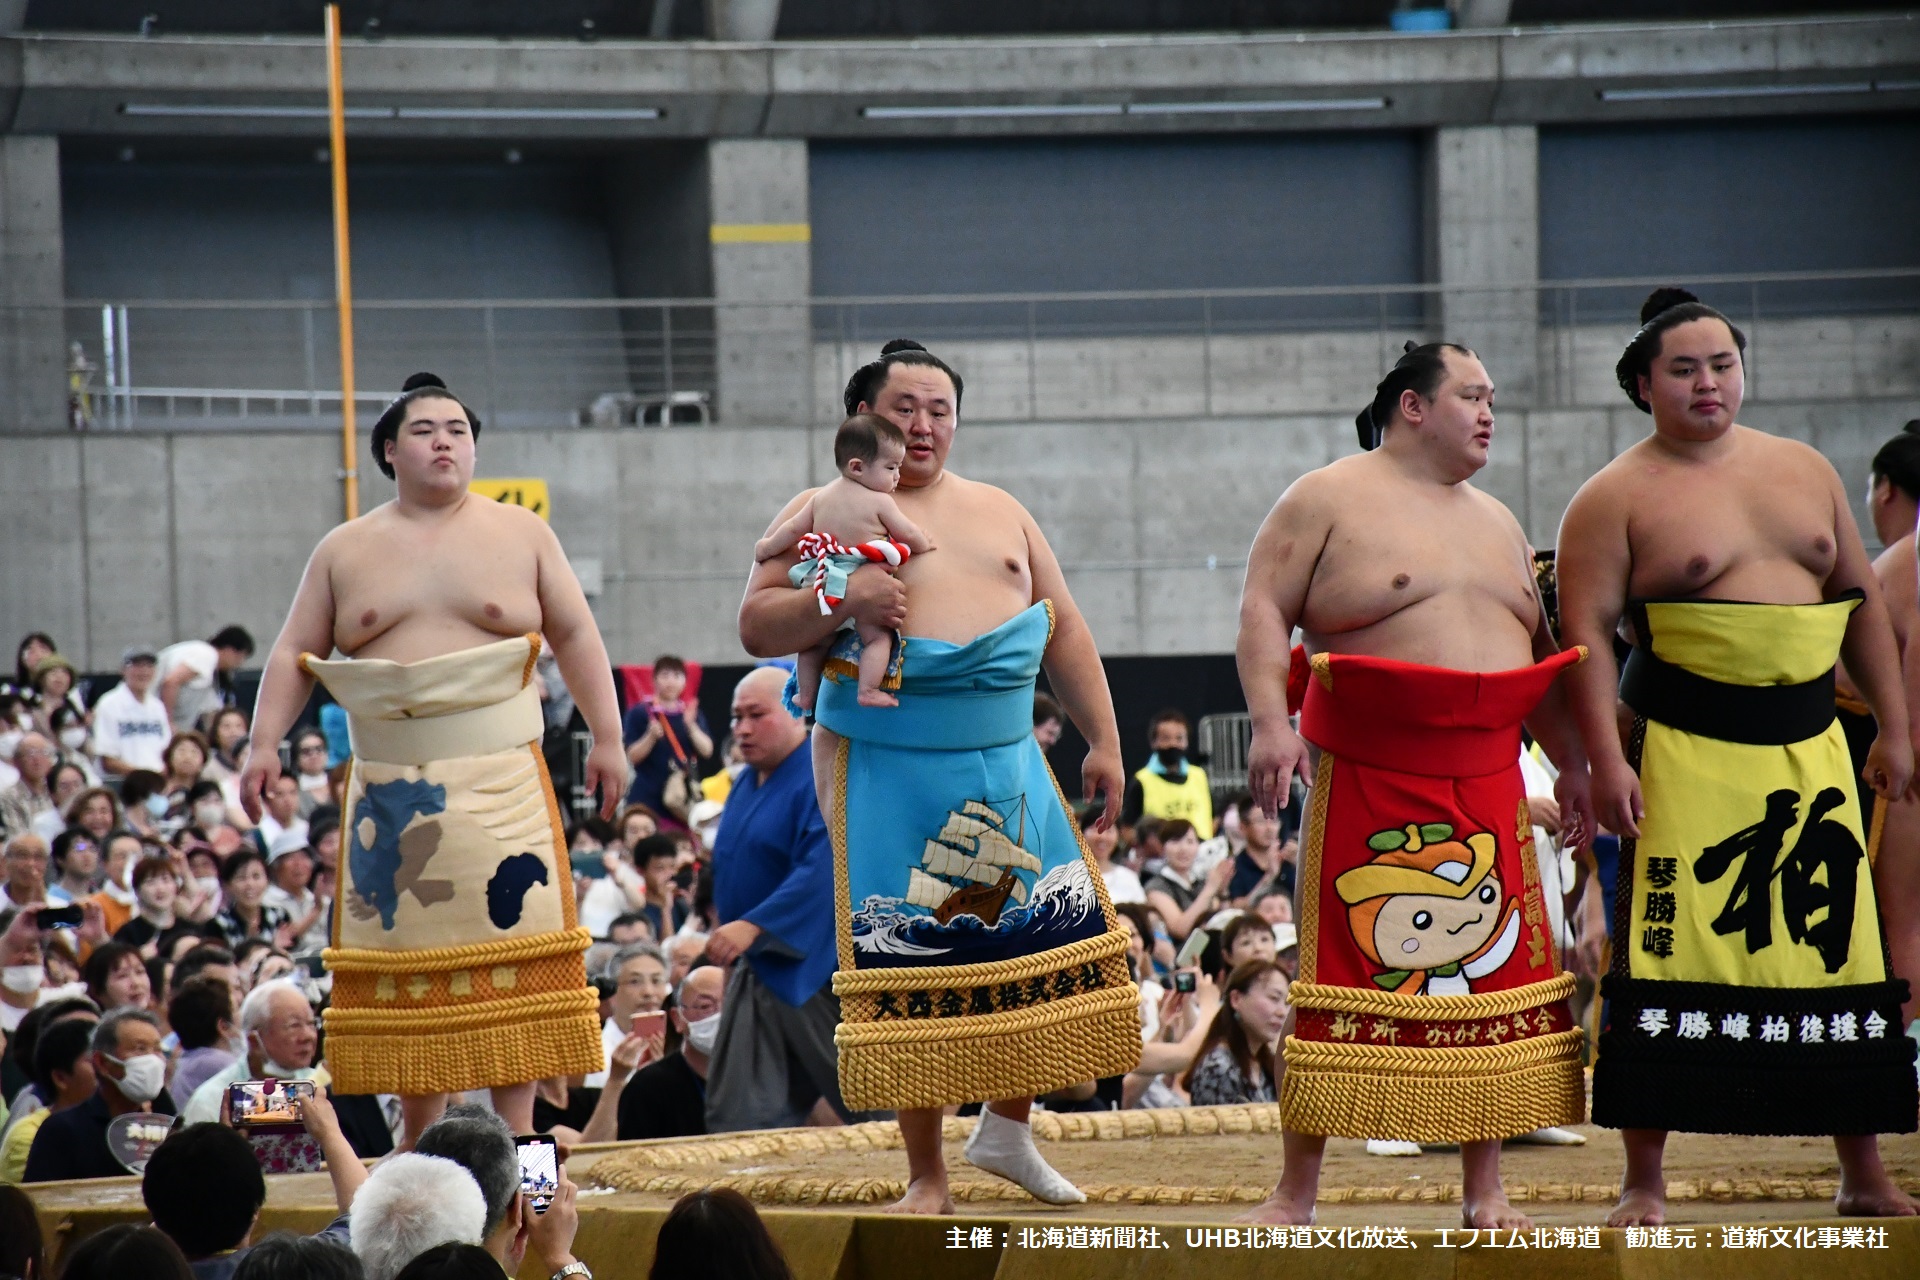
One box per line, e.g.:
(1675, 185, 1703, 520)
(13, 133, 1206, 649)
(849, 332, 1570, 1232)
(583, 1015, 628, 1090)
(157, 640, 222, 732)
(0, 982, 89, 1033)
(1102, 863, 1146, 905)
(91, 683, 173, 773)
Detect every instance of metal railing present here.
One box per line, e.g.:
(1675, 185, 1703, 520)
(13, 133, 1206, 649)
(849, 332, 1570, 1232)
(32, 267, 1920, 431)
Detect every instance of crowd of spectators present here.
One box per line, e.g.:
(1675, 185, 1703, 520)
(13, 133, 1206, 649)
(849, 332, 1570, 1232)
(0, 628, 1349, 1276)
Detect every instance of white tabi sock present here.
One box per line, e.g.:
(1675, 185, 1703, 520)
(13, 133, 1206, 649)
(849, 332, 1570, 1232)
(963, 1109, 1087, 1205)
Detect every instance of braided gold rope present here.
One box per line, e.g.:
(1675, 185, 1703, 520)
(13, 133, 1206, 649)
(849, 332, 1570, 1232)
(1288, 973, 1578, 1022)
(1295, 753, 1332, 985)
(1280, 1042, 1585, 1144)
(838, 994, 1144, 1111)
(325, 927, 595, 973)
(832, 930, 1129, 996)
(831, 734, 855, 971)
(322, 985, 601, 1034)
(837, 984, 1142, 1047)
(1282, 1028, 1587, 1076)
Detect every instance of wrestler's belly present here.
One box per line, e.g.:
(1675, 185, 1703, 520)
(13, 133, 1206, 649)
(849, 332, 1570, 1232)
(341, 613, 538, 664)
(1305, 591, 1536, 673)
(895, 565, 1034, 646)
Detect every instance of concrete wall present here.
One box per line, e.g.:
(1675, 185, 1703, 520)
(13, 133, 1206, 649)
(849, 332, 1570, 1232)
(0, 136, 66, 431)
(814, 312, 1920, 423)
(9, 389, 1916, 672)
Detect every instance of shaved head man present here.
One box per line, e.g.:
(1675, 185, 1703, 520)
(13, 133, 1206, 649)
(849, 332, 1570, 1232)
(700, 667, 878, 1133)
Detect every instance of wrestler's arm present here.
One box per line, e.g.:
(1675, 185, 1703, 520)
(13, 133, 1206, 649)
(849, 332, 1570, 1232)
(530, 513, 629, 819)
(740, 489, 907, 658)
(1236, 478, 1329, 816)
(754, 496, 815, 564)
(1555, 471, 1642, 837)
(1819, 458, 1915, 798)
(238, 532, 339, 820)
(1026, 507, 1125, 829)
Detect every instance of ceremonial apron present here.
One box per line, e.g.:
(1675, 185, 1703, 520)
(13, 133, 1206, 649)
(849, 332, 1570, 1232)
(1283, 648, 1588, 1143)
(304, 635, 602, 1096)
(1592, 595, 1916, 1135)
(818, 602, 1142, 1110)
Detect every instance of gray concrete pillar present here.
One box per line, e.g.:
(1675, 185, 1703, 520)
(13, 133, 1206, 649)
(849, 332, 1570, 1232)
(708, 139, 812, 426)
(1429, 125, 1538, 405)
(0, 136, 68, 433)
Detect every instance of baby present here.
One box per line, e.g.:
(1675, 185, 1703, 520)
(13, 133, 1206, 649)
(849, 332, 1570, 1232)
(755, 413, 935, 709)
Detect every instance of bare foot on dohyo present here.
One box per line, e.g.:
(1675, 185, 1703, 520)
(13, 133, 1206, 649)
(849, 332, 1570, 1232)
(1463, 1190, 1532, 1230)
(1606, 1186, 1666, 1228)
(1235, 1191, 1316, 1226)
(884, 1176, 957, 1215)
(1835, 1177, 1920, 1217)
(856, 688, 900, 708)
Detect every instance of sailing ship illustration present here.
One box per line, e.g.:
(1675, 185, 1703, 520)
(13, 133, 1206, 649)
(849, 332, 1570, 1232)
(904, 798, 1044, 927)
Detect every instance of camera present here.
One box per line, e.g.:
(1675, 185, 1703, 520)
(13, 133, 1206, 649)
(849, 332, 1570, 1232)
(1173, 971, 1197, 994)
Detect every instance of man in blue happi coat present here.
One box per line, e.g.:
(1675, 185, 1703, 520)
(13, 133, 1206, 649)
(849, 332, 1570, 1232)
(702, 667, 880, 1129)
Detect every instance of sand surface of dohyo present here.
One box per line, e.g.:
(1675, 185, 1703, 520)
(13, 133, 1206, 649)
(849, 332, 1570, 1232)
(582, 1107, 1920, 1227)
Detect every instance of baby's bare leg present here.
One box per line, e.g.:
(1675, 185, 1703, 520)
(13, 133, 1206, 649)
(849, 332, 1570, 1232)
(855, 620, 898, 708)
(794, 643, 828, 712)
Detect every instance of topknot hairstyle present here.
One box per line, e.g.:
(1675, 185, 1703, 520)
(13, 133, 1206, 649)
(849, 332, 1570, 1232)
(1614, 288, 1748, 414)
(370, 372, 483, 481)
(1354, 341, 1476, 450)
(841, 339, 964, 418)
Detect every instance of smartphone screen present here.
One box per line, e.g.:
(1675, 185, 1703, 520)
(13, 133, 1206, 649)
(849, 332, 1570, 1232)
(33, 904, 85, 929)
(1174, 929, 1210, 970)
(228, 1079, 316, 1135)
(516, 1135, 558, 1215)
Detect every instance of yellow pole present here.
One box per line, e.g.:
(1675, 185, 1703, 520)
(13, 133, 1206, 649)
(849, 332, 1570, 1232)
(325, 4, 359, 521)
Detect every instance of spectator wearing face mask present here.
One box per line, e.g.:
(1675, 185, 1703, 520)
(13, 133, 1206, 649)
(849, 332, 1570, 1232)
(0, 908, 82, 1036)
(121, 770, 173, 842)
(1119, 709, 1214, 840)
(186, 779, 248, 845)
(290, 729, 334, 812)
(93, 646, 173, 777)
(23, 1006, 175, 1180)
(182, 978, 322, 1125)
(33, 757, 94, 841)
(617, 964, 724, 1141)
